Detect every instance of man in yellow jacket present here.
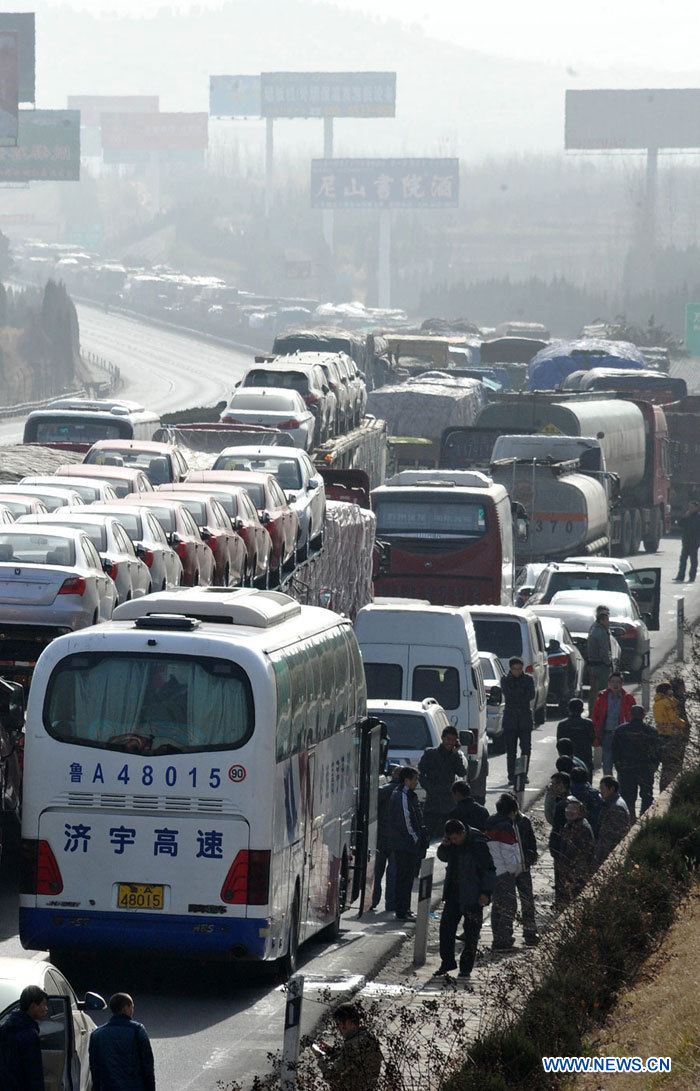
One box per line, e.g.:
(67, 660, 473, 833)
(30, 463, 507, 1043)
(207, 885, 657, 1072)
(653, 682, 687, 792)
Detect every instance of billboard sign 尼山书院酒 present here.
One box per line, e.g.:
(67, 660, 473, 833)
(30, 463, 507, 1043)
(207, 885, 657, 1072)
(310, 158, 459, 209)
(685, 304, 700, 356)
(566, 89, 700, 150)
(0, 109, 80, 182)
(100, 112, 209, 152)
(0, 13, 33, 103)
(0, 30, 18, 147)
(67, 95, 160, 128)
(261, 72, 396, 118)
(210, 76, 261, 117)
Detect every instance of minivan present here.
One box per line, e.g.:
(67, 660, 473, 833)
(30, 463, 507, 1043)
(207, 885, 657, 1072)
(355, 603, 489, 801)
(468, 605, 549, 724)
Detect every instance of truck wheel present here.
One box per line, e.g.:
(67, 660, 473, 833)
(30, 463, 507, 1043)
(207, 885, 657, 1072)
(630, 509, 643, 555)
(643, 508, 662, 553)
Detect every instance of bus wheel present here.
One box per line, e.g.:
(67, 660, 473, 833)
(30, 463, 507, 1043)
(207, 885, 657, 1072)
(323, 854, 348, 940)
(279, 892, 300, 980)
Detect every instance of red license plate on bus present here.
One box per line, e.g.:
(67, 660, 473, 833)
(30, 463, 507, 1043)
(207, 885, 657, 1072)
(116, 883, 164, 910)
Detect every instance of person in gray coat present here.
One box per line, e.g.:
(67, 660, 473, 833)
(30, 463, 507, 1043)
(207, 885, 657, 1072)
(586, 605, 613, 714)
(434, 819, 496, 978)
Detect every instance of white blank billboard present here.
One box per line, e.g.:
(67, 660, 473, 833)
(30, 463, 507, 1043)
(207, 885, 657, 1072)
(565, 89, 700, 150)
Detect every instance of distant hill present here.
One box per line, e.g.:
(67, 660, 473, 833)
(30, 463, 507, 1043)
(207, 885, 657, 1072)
(30, 0, 700, 159)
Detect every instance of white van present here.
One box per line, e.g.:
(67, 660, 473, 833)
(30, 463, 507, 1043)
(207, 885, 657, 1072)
(468, 605, 549, 725)
(355, 604, 489, 800)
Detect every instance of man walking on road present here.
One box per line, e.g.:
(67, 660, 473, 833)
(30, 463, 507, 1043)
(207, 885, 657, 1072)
(418, 725, 470, 839)
(586, 606, 613, 714)
(435, 819, 495, 978)
(387, 766, 427, 921)
(674, 499, 700, 582)
(501, 656, 535, 785)
(592, 673, 636, 776)
(89, 993, 155, 1091)
(0, 985, 48, 1091)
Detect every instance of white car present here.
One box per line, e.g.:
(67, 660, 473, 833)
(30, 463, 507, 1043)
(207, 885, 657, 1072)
(0, 956, 105, 1091)
(479, 651, 505, 746)
(0, 484, 86, 512)
(88, 503, 184, 591)
(18, 512, 152, 604)
(20, 475, 119, 504)
(219, 388, 316, 451)
(211, 446, 326, 557)
(0, 525, 117, 631)
(367, 697, 454, 801)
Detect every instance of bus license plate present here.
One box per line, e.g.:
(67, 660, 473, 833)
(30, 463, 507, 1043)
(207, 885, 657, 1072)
(116, 883, 164, 910)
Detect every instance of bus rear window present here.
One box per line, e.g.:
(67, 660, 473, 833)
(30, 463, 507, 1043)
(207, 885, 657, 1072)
(374, 500, 487, 536)
(472, 619, 523, 658)
(43, 653, 254, 754)
(364, 663, 403, 700)
(26, 417, 129, 444)
(412, 666, 460, 710)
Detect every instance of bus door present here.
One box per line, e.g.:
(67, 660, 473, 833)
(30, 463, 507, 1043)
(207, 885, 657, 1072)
(354, 717, 384, 914)
(301, 749, 319, 936)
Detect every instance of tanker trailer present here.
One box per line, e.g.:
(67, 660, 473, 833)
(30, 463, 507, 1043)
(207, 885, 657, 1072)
(664, 396, 700, 522)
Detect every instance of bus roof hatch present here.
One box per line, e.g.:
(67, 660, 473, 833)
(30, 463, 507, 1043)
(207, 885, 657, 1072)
(114, 587, 302, 628)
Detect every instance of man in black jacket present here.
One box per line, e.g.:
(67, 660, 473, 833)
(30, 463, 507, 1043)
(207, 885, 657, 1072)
(501, 657, 535, 785)
(448, 779, 489, 831)
(612, 706, 662, 820)
(89, 993, 155, 1091)
(556, 699, 595, 775)
(370, 764, 401, 912)
(435, 819, 495, 978)
(418, 725, 469, 839)
(674, 500, 700, 583)
(0, 985, 47, 1091)
(387, 767, 427, 921)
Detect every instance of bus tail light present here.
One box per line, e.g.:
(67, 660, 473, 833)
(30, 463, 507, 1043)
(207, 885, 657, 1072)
(21, 839, 63, 895)
(220, 850, 270, 905)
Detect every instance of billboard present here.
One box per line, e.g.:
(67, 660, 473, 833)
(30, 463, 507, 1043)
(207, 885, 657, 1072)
(100, 111, 209, 152)
(0, 31, 18, 146)
(0, 109, 80, 181)
(566, 89, 700, 150)
(210, 75, 261, 118)
(310, 158, 459, 210)
(67, 95, 160, 128)
(0, 13, 34, 102)
(261, 72, 396, 118)
(685, 304, 700, 356)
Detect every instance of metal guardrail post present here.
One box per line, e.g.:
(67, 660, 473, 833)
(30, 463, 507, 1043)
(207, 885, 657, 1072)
(641, 655, 651, 710)
(677, 596, 685, 662)
(281, 975, 304, 1091)
(514, 753, 529, 811)
(413, 856, 434, 967)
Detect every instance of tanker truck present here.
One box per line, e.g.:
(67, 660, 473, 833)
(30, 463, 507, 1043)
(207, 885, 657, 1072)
(664, 396, 700, 522)
(450, 393, 670, 557)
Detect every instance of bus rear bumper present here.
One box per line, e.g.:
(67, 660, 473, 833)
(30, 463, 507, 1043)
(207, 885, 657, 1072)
(19, 907, 270, 959)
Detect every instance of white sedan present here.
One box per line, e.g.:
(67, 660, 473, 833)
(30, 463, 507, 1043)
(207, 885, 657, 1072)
(0, 956, 105, 1091)
(219, 388, 315, 451)
(20, 475, 119, 505)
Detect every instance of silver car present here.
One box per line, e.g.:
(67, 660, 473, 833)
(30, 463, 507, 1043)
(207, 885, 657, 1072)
(0, 484, 86, 512)
(212, 445, 326, 557)
(18, 512, 152, 604)
(0, 955, 106, 1091)
(20, 475, 119, 504)
(0, 525, 117, 631)
(87, 503, 184, 591)
(479, 651, 505, 747)
(218, 388, 315, 451)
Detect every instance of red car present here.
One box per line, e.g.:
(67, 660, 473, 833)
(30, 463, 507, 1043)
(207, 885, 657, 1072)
(155, 491, 248, 587)
(186, 470, 298, 585)
(118, 497, 215, 587)
(159, 482, 271, 588)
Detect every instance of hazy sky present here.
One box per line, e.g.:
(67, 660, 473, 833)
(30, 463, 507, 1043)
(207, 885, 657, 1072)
(55, 0, 700, 71)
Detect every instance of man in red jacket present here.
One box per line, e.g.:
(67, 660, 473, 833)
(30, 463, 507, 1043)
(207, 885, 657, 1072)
(592, 672, 636, 776)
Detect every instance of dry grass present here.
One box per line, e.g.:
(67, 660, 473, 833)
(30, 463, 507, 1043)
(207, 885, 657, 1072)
(567, 889, 700, 1090)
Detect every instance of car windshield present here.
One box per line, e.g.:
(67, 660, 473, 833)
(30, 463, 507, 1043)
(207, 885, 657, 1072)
(374, 499, 487, 536)
(60, 524, 106, 552)
(44, 652, 255, 755)
(381, 712, 432, 751)
(230, 393, 297, 411)
(244, 370, 308, 394)
(87, 450, 170, 485)
(0, 533, 75, 566)
(215, 457, 303, 491)
(546, 571, 628, 596)
(473, 619, 523, 658)
(0, 499, 38, 517)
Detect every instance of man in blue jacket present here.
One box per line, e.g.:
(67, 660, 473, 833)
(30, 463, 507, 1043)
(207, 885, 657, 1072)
(0, 985, 48, 1091)
(89, 993, 155, 1091)
(387, 766, 427, 921)
(435, 818, 495, 978)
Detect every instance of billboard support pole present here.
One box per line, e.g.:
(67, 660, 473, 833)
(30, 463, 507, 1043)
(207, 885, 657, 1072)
(322, 116, 334, 254)
(265, 116, 274, 218)
(378, 208, 391, 309)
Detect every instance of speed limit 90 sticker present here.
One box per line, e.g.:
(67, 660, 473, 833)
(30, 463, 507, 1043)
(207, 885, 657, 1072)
(228, 764, 247, 783)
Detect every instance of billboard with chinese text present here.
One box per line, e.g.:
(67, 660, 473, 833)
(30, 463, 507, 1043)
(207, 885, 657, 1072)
(210, 75, 261, 117)
(0, 31, 18, 147)
(262, 72, 395, 118)
(0, 110, 80, 182)
(566, 89, 700, 150)
(0, 13, 34, 102)
(67, 95, 160, 128)
(310, 158, 459, 209)
(100, 112, 209, 152)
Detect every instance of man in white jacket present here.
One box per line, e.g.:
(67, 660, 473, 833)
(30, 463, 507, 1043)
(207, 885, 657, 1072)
(485, 795, 523, 951)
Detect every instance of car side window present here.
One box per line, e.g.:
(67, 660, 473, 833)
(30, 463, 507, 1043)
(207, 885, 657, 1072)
(212, 500, 232, 529)
(180, 509, 200, 536)
(82, 539, 102, 570)
(116, 526, 136, 556)
(269, 480, 286, 507)
(148, 514, 168, 545)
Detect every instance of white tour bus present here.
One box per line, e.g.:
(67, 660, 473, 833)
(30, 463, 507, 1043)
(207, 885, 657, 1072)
(20, 588, 380, 974)
(23, 399, 161, 449)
